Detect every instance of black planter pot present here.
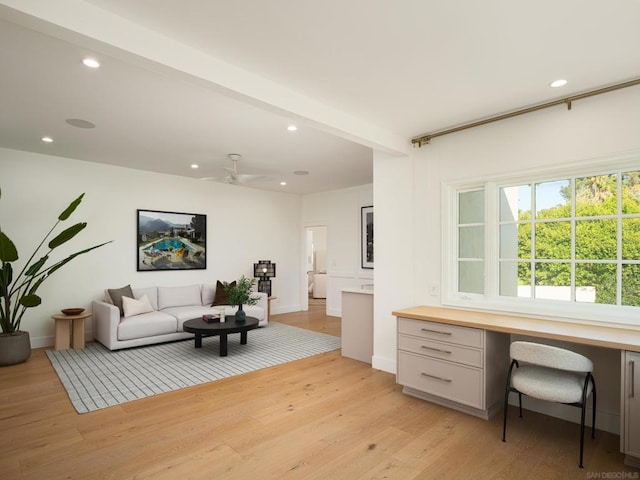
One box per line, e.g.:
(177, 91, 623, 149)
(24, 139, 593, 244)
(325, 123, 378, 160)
(235, 304, 246, 322)
(0, 331, 31, 367)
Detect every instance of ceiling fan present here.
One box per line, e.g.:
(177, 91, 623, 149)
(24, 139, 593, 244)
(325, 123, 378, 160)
(201, 153, 269, 185)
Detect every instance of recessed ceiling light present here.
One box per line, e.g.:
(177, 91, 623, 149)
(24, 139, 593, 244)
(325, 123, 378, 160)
(41, 136, 53, 143)
(190, 164, 199, 169)
(293, 170, 309, 176)
(287, 125, 297, 132)
(550, 79, 568, 88)
(280, 181, 287, 186)
(82, 58, 100, 68)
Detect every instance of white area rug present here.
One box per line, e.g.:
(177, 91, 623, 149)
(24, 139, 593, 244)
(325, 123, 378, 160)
(46, 322, 340, 414)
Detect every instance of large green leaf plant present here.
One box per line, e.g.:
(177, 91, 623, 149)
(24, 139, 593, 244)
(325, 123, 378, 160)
(0, 189, 111, 334)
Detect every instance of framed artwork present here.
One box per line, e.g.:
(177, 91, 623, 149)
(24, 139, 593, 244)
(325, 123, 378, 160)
(137, 209, 207, 271)
(361, 206, 374, 269)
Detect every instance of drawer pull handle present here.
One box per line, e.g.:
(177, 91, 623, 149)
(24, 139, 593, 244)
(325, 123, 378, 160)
(421, 328, 452, 335)
(421, 372, 452, 383)
(632, 360, 636, 398)
(421, 345, 452, 354)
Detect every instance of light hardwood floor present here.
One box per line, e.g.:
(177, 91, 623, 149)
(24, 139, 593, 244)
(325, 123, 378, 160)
(0, 303, 636, 479)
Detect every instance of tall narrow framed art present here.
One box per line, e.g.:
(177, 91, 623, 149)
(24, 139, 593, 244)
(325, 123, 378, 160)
(361, 206, 374, 269)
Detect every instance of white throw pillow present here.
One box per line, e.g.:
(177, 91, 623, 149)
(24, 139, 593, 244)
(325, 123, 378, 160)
(122, 294, 154, 318)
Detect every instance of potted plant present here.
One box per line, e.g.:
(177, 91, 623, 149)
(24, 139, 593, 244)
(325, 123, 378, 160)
(0, 189, 111, 366)
(223, 275, 257, 322)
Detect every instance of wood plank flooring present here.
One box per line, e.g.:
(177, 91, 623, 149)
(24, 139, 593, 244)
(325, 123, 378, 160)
(0, 302, 636, 479)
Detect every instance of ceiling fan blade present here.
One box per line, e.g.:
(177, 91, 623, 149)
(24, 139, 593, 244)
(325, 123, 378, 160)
(235, 174, 270, 183)
(199, 175, 234, 184)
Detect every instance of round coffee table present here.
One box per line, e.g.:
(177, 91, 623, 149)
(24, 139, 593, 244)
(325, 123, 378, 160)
(182, 316, 259, 356)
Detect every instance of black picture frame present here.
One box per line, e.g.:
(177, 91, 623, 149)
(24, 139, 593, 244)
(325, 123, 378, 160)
(137, 209, 207, 271)
(361, 206, 374, 269)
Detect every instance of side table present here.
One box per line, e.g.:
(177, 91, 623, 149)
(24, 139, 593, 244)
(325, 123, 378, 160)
(51, 312, 92, 350)
(268, 296, 277, 318)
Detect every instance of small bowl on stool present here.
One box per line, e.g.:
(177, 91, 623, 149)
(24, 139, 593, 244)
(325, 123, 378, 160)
(61, 308, 85, 316)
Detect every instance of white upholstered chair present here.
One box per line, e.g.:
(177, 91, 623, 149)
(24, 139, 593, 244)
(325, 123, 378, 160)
(502, 341, 596, 468)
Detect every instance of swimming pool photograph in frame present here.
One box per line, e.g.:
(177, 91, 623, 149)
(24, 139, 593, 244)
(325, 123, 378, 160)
(137, 208, 207, 271)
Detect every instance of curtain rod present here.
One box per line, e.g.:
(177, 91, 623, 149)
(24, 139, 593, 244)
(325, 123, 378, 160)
(411, 77, 640, 147)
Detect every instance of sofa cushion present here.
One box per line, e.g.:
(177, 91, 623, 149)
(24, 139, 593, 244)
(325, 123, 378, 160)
(164, 305, 222, 325)
(122, 294, 154, 318)
(107, 285, 133, 316)
(132, 287, 158, 311)
(158, 284, 201, 310)
(164, 304, 265, 330)
(212, 280, 235, 306)
(118, 311, 178, 341)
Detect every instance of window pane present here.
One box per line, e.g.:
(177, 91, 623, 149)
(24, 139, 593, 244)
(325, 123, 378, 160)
(576, 219, 617, 260)
(500, 185, 531, 221)
(534, 221, 571, 259)
(500, 224, 530, 259)
(535, 180, 570, 219)
(459, 226, 484, 258)
(499, 261, 531, 297)
(622, 264, 640, 306)
(576, 175, 617, 216)
(622, 218, 640, 260)
(459, 261, 484, 294)
(534, 262, 570, 300)
(575, 263, 616, 305)
(622, 170, 640, 214)
(459, 191, 484, 224)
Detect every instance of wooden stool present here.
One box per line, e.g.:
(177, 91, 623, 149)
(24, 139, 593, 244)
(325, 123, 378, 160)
(51, 312, 92, 350)
(268, 296, 277, 318)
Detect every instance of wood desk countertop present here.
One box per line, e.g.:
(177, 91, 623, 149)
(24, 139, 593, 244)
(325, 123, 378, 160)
(393, 305, 640, 352)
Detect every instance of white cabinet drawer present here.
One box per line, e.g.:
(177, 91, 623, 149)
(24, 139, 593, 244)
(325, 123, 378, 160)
(398, 317, 483, 348)
(398, 351, 483, 409)
(398, 334, 483, 368)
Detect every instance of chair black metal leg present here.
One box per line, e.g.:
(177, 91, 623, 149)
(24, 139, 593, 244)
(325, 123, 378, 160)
(502, 387, 510, 442)
(591, 376, 597, 439)
(518, 392, 522, 417)
(502, 360, 518, 442)
(579, 400, 586, 468)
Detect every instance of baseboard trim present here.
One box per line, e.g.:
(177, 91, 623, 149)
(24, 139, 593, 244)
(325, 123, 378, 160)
(402, 386, 497, 419)
(372, 355, 395, 374)
(508, 396, 619, 435)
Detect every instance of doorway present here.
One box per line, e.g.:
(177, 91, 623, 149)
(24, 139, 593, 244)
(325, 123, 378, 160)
(304, 226, 327, 311)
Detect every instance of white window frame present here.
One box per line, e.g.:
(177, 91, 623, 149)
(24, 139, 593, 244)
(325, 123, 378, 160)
(443, 153, 640, 328)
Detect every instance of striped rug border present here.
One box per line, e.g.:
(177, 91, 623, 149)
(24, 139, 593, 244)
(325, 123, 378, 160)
(46, 322, 340, 414)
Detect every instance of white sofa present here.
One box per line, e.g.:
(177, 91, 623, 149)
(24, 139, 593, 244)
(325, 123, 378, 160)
(92, 284, 268, 350)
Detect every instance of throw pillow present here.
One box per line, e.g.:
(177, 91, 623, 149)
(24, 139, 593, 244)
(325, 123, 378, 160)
(107, 285, 134, 316)
(212, 280, 235, 306)
(122, 294, 154, 318)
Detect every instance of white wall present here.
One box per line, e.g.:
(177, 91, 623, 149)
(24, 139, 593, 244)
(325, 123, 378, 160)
(374, 86, 640, 433)
(372, 151, 414, 373)
(0, 148, 302, 347)
(302, 184, 373, 316)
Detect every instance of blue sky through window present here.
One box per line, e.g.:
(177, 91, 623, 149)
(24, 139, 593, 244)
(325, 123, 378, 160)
(502, 180, 569, 219)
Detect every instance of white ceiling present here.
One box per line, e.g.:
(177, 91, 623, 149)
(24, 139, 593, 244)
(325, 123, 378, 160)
(1, 0, 639, 194)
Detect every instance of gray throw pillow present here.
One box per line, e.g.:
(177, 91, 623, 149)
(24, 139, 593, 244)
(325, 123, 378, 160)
(107, 285, 134, 316)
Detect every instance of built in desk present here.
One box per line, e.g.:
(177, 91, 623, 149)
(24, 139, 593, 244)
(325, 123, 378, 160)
(392, 305, 640, 468)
